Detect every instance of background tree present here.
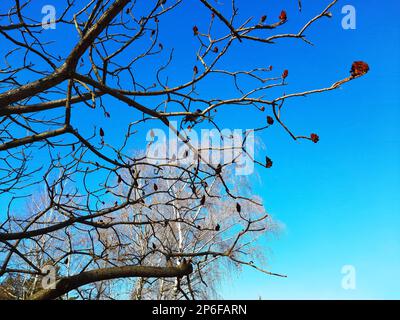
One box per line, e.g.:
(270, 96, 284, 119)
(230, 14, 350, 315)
(0, 0, 368, 300)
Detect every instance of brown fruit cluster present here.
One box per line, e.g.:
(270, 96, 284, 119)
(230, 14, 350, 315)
(279, 10, 287, 21)
(260, 15, 267, 23)
(310, 133, 319, 143)
(350, 61, 369, 77)
(265, 156, 273, 168)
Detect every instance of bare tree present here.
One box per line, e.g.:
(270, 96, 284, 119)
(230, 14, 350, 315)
(0, 0, 368, 300)
(116, 161, 278, 300)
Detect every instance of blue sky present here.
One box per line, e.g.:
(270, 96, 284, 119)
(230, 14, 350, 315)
(1, 0, 399, 299)
(215, 0, 400, 299)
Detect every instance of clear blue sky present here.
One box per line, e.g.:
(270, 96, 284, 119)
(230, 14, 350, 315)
(1, 0, 399, 299)
(215, 0, 400, 300)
